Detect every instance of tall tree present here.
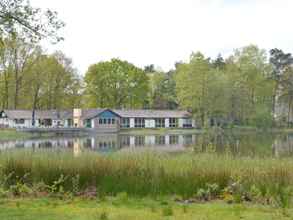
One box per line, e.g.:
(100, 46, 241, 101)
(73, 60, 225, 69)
(175, 52, 211, 126)
(84, 59, 149, 108)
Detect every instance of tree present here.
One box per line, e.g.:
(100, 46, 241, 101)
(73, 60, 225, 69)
(212, 54, 225, 70)
(148, 70, 177, 109)
(175, 52, 211, 127)
(84, 58, 149, 108)
(0, 0, 64, 43)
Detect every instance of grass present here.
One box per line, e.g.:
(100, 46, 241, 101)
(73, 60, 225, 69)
(0, 197, 291, 220)
(1, 149, 293, 200)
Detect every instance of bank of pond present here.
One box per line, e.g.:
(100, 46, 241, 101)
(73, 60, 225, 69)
(1, 150, 293, 209)
(2, 129, 293, 211)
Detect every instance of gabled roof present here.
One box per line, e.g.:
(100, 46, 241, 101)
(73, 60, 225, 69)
(80, 109, 106, 120)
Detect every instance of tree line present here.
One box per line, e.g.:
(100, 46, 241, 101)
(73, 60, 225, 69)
(2, 0, 293, 128)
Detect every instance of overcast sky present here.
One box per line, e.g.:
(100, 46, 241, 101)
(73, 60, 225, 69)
(30, 0, 293, 74)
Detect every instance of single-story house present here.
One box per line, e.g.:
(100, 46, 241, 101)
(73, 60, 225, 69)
(0, 109, 195, 131)
(0, 110, 72, 128)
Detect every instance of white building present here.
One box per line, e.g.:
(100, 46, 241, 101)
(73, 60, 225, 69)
(0, 109, 195, 131)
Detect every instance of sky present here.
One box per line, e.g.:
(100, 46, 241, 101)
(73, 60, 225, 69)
(30, 0, 293, 74)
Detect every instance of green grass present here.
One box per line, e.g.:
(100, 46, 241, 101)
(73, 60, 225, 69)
(1, 149, 293, 200)
(0, 197, 291, 220)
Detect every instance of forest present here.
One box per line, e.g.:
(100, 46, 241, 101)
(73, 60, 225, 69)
(1, 0, 293, 128)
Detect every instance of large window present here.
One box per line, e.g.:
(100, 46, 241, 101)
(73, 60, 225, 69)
(14, 119, 25, 124)
(183, 119, 193, 128)
(99, 118, 116, 125)
(121, 118, 130, 128)
(135, 118, 145, 128)
(169, 118, 178, 128)
(155, 118, 165, 128)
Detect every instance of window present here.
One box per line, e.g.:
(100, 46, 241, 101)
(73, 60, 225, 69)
(169, 118, 178, 128)
(183, 119, 193, 128)
(99, 118, 116, 125)
(121, 118, 130, 128)
(135, 118, 145, 128)
(155, 118, 165, 128)
(85, 119, 91, 128)
(155, 136, 165, 145)
(14, 119, 25, 124)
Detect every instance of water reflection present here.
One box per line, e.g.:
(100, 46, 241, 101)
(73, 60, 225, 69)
(1, 132, 293, 157)
(0, 134, 196, 154)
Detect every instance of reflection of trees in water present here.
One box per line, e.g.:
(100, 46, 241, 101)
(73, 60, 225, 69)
(272, 133, 293, 157)
(194, 128, 278, 157)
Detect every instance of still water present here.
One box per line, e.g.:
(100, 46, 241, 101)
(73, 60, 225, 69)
(1, 132, 293, 157)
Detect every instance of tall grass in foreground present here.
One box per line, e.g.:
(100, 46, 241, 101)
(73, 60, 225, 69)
(0, 149, 293, 198)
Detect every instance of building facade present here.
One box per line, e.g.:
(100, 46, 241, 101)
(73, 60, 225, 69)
(0, 109, 195, 131)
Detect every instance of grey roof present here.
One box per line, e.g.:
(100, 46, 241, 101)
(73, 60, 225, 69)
(80, 109, 106, 120)
(2, 110, 72, 120)
(113, 109, 192, 118)
(1, 109, 192, 120)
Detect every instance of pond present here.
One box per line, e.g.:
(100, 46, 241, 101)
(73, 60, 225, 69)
(1, 131, 293, 157)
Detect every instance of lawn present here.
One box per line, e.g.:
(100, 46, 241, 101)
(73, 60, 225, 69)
(0, 197, 289, 220)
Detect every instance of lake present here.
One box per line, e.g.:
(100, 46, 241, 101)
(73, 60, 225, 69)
(1, 131, 293, 157)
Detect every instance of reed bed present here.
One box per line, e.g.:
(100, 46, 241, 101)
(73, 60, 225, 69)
(0, 149, 293, 198)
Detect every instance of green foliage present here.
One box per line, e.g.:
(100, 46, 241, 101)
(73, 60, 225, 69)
(0, 37, 82, 110)
(0, 0, 65, 43)
(174, 45, 274, 128)
(84, 58, 149, 108)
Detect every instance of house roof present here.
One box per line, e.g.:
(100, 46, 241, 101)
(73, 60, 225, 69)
(1, 109, 192, 120)
(80, 109, 106, 120)
(2, 110, 72, 120)
(113, 109, 192, 118)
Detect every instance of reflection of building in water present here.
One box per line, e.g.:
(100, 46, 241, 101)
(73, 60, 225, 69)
(73, 139, 82, 157)
(0, 138, 75, 150)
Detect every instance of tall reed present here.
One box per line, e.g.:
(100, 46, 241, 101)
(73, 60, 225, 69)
(0, 149, 293, 197)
